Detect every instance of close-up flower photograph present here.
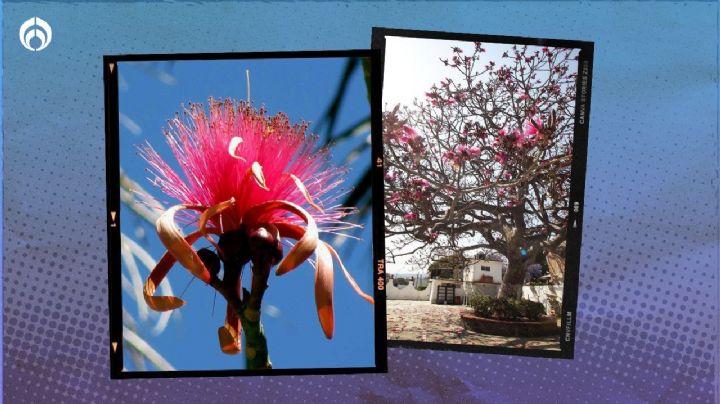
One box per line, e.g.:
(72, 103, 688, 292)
(108, 52, 379, 374)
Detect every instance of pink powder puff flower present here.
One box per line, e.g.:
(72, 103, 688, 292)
(139, 99, 373, 354)
(404, 212, 418, 221)
(495, 151, 508, 165)
(518, 93, 530, 101)
(385, 170, 397, 182)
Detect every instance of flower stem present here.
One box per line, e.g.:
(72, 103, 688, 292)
(208, 267, 272, 370)
(242, 259, 272, 369)
(211, 226, 278, 369)
(240, 306, 271, 369)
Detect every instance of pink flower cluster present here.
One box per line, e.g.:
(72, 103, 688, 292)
(492, 116, 544, 165)
(410, 177, 430, 190)
(403, 212, 417, 221)
(426, 84, 457, 107)
(443, 143, 481, 166)
(386, 177, 432, 208)
(389, 191, 403, 204)
(392, 125, 426, 156)
(407, 177, 432, 200)
(398, 125, 418, 143)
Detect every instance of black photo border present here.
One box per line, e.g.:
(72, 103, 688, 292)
(372, 27, 594, 360)
(103, 49, 387, 379)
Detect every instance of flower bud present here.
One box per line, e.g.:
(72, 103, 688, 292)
(218, 228, 250, 267)
(197, 248, 221, 277)
(248, 226, 283, 268)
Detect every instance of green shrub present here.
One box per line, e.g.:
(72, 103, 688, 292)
(493, 298, 521, 319)
(469, 294, 547, 320)
(468, 295, 493, 317)
(517, 299, 546, 321)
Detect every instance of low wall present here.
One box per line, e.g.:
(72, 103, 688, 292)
(467, 283, 500, 297)
(430, 281, 501, 303)
(386, 281, 432, 301)
(522, 284, 564, 313)
(458, 283, 563, 314)
(388, 280, 564, 310)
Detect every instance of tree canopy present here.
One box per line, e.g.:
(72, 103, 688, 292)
(384, 43, 579, 297)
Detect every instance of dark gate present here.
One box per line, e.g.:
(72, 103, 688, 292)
(437, 284, 456, 305)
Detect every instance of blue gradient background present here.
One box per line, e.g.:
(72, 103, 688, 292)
(2, 1, 718, 403)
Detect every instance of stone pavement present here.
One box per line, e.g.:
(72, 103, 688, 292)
(387, 300, 560, 350)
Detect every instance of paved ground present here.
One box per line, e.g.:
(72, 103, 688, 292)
(387, 300, 560, 350)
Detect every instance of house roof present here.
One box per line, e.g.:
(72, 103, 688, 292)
(469, 258, 503, 264)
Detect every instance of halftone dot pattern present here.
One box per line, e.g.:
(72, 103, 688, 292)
(3, 2, 718, 403)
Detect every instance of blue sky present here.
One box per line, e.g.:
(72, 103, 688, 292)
(117, 56, 375, 371)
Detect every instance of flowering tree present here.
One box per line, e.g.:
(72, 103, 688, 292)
(384, 43, 579, 298)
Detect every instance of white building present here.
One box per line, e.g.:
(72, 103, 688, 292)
(388, 258, 505, 305)
(425, 258, 504, 304)
(463, 259, 503, 284)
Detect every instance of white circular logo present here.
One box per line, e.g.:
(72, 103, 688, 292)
(19, 17, 52, 52)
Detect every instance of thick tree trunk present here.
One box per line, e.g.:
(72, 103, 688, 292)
(546, 251, 565, 284)
(498, 255, 527, 299)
